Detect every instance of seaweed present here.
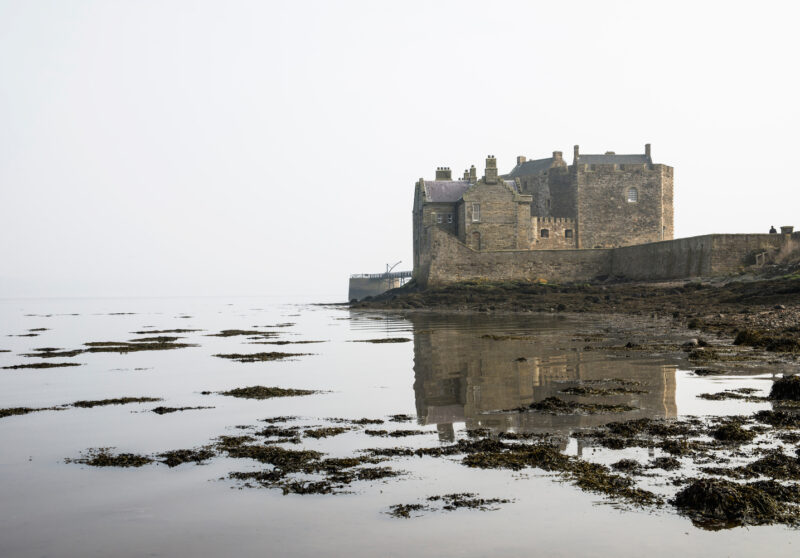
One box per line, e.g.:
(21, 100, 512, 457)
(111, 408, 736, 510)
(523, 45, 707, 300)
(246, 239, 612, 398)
(219, 386, 319, 399)
(304, 426, 350, 439)
(427, 493, 510, 511)
(559, 386, 648, 396)
(23, 347, 84, 358)
(2, 362, 82, 370)
(711, 422, 757, 444)
(72, 397, 162, 408)
(157, 448, 215, 467)
(67, 448, 154, 468)
(0, 406, 63, 419)
(208, 330, 278, 338)
(522, 396, 636, 415)
(672, 478, 795, 528)
(387, 503, 429, 518)
(213, 352, 309, 362)
(131, 329, 201, 334)
(754, 410, 800, 428)
(83, 339, 196, 353)
(649, 457, 682, 470)
(388, 414, 415, 422)
(150, 406, 213, 415)
(363, 429, 432, 438)
(350, 338, 411, 344)
(769, 375, 800, 401)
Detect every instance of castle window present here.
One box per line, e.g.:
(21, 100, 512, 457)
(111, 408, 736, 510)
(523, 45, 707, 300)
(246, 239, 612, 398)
(627, 187, 638, 203)
(447, 214, 453, 224)
(540, 229, 549, 238)
(472, 203, 481, 222)
(565, 229, 573, 238)
(436, 214, 443, 224)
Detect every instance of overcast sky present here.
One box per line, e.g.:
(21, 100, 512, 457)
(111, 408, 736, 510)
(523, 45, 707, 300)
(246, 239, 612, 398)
(1, 0, 798, 301)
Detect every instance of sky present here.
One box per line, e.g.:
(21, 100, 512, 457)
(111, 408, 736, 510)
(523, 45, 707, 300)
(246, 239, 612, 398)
(1, 0, 799, 301)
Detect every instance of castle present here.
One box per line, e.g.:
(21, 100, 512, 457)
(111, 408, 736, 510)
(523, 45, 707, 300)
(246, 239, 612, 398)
(412, 145, 797, 287)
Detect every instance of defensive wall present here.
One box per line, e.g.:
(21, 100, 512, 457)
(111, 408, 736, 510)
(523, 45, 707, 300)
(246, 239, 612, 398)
(419, 227, 800, 287)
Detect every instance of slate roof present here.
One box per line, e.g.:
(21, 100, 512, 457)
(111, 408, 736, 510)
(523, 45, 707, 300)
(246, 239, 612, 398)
(505, 157, 554, 179)
(576, 154, 651, 165)
(424, 180, 471, 203)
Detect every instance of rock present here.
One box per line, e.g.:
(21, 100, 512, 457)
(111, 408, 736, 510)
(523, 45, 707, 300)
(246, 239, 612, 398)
(682, 339, 699, 349)
(775, 304, 786, 310)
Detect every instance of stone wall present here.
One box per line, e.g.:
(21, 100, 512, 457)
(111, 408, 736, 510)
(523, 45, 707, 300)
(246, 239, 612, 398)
(574, 164, 670, 249)
(461, 181, 532, 251)
(531, 217, 577, 249)
(424, 227, 611, 285)
(419, 227, 799, 287)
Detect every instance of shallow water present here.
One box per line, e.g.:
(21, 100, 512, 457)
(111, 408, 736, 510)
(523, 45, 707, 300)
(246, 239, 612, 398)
(0, 297, 797, 557)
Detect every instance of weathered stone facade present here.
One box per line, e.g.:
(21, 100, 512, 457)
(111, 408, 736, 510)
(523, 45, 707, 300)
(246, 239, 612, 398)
(412, 146, 797, 286)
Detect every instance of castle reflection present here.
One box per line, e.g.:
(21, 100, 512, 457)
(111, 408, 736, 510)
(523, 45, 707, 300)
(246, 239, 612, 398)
(408, 313, 677, 439)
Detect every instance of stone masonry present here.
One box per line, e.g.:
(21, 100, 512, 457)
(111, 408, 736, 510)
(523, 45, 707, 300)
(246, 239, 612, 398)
(412, 145, 796, 286)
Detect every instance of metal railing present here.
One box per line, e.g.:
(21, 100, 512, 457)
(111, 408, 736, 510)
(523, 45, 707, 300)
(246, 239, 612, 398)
(349, 270, 413, 280)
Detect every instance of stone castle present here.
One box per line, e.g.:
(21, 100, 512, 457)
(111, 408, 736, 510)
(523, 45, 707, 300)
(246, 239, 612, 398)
(413, 145, 797, 286)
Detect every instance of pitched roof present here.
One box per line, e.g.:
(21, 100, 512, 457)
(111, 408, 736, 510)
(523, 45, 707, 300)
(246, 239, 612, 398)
(576, 154, 651, 165)
(423, 180, 471, 203)
(505, 157, 554, 178)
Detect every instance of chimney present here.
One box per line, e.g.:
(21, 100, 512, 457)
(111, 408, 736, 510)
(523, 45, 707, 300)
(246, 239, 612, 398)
(469, 165, 477, 183)
(645, 143, 651, 159)
(485, 155, 498, 184)
(553, 151, 563, 162)
(781, 226, 794, 235)
(573, 145, 580, 164)
(435, 166, 452, 180)
(516, 156, 527, 166)
(463, 169, 469, 181)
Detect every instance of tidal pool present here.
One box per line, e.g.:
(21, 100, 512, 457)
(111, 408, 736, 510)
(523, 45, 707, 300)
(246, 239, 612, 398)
(0, 297, 797, 558)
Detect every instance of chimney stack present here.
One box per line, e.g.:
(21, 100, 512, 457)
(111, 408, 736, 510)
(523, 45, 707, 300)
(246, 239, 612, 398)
(553, 151, 563, 162)
(645, 143, 651, 159)
(517, 156, 527, 166)
(435, 167, 452, 180)
(463, 169, 469, 181)
(469, 165, 477, 183)
(485, 155, 498, 184)
(573, 145, 580, 164)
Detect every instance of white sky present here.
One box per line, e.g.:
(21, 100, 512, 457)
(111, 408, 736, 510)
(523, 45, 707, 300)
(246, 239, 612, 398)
(1, 0, 799, 301)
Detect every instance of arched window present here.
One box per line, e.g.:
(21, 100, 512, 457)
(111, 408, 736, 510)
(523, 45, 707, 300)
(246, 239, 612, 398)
(540, 229, 549, 238)
(627, 187, 638, 203)
(471, 231, 481, 250)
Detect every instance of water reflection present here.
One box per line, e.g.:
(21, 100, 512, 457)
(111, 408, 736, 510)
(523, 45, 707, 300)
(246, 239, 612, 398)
(406, 313, 677, 437)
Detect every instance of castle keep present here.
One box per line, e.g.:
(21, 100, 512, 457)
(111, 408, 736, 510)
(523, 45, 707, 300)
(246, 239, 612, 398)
(413, 146, 797, 286)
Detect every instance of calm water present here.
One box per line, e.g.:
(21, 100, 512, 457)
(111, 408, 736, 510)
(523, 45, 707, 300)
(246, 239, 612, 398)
(0, 297, 796, 557)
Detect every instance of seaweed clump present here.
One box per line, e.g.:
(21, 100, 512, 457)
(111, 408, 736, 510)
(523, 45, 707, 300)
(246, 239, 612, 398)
(350, 338, 411, 344)
(672, 478, 794, 528)
(0, 406, 63, 419)
(83, 339, 197, 353)
(769, 375, 800, 401)
(157, 448, 216, 467)
(72, 397, 162, 408)
(67, 448, 154, 468)
(219, 386, 319, 399)
(523, 396, 636, 415)
(213, 352, 309, 362)
(2, 362, 82, 370)
(151, 406, 213, 415)
(711, 422, 757, 444)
